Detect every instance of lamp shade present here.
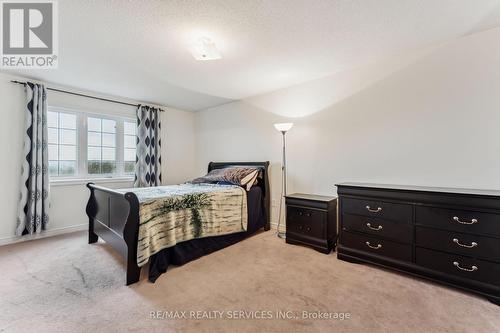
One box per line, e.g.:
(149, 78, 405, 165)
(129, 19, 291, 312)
(274, 123, 294, 132)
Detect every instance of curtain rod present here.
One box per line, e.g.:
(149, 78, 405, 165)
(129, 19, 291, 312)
(10, 80, 164, 111)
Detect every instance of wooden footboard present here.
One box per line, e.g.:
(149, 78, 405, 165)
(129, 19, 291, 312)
(86, 183, 142, 285)
(86, 161, 271, 285)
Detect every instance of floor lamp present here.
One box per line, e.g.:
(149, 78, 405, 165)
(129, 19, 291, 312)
(274, 122, 294, 239)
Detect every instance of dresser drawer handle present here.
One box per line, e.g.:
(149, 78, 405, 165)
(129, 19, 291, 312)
(366, 223, 383, 231)
(298, 211, 311, 217)
(306, 226, 311, 231)
(453, 261, 478, 272)
(453, 216, 478, 225)
(366, 206, 382, 213)
(365, 241, 382, 250)
(452, 238, 478, 248)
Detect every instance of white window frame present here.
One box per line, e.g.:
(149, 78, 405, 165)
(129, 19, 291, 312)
(48, 106, 136, 185)
(122, 120, 137, 176)
(47, 107, 80, 178)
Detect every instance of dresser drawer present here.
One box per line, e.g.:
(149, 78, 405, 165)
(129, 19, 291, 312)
(342, 197, 412, 222)
(342, 213, 412, 243)
(416, 227, 500, 262)
(416, 247, 500, 287)
(340, 231, 412, 262)
(287, 206, 325, 239)
(416, 206, 500, 237)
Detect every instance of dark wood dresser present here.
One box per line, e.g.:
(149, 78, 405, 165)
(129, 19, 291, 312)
(337, 182, 500, 305)
(285, 193, 337, 254)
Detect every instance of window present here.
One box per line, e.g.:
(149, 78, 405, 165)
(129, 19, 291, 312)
(47, 107, 136, 180)
(88, 117, 117, 175)
(48, 110, 77, 176)
(123, 121, 136, 174)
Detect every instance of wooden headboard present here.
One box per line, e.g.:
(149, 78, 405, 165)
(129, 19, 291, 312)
(208, 161, 271, 231)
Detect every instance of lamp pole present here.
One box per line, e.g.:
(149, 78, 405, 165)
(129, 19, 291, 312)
(277, 130, 288, 239)
(274, 122, 293, 239)
(282, 130, 287, 197)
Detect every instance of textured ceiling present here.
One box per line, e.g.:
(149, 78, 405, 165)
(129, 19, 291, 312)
(4, 0, 500, 111)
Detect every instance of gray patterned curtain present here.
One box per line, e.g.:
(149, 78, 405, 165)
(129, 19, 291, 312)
(17, 82, 50, 236)
(134, 105, 162, 187)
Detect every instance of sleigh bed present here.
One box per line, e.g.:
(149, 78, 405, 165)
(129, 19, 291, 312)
(86, 161, 270, 285)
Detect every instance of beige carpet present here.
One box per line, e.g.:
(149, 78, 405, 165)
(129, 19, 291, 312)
(0, 231, 499, 333)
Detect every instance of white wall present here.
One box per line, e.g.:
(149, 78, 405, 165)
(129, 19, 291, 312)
(195, 27, 500, 224)
(0, 72, 197, 242)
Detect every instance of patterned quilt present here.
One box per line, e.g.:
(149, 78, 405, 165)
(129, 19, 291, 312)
(118, 183, 248, 267)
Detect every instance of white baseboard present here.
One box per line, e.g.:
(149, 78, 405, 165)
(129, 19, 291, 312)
(0, 223, 87, 247)
(270, 220, 286, 233)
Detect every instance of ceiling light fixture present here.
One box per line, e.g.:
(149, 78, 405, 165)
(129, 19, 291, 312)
(190, 37, 221, 61)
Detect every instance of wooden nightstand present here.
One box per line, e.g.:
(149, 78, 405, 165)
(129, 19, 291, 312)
(285, 193, 337, 254)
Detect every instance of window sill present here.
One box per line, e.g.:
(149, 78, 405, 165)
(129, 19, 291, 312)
(50, 176, 135, 187)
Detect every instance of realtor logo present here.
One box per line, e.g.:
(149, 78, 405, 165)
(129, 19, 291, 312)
(1, 0, 58, 68)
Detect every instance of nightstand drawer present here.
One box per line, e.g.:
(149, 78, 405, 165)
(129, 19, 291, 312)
(287, 206, 325, 239)
(285, 193, 337, 254)
(342, 197, 412, 222)
(416, 247, 500, 287)
(342, 213, 412, 243)
(416, 206, 500, 237)
(287, 205, 325, 221)
(340, 231, 412, 262)
(416, 227, 500, 262)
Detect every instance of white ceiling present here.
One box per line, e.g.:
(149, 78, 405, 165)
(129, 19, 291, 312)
(4, 0, 500, 111)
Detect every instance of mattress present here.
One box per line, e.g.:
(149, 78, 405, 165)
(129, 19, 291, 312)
(148, 185, 266, 282)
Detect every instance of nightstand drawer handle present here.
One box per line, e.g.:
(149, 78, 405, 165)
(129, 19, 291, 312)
(453, 238, 478, 248)
(453, 261, 478, 272)
(306, 226, 311, 231)
(298, 211, 311, 217)
(366, 223, 383, 231)
(366, 206, 382, 213)
(453, 216, 478, 225)
(365, 241, 382, 250)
